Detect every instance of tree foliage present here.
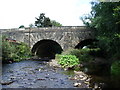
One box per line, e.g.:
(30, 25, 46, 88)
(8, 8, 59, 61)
(51, 20, 62, 27)
(35, 13, 62, 27)
(111, 60, 120, 76)
(81, 2, 120, 59)
(35, 13, 52, 27)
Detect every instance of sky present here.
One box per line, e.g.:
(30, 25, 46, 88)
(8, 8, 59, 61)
(0, 0, 93, 29)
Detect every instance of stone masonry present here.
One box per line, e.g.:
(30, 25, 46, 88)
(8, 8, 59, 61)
(1, 26, 94, 50)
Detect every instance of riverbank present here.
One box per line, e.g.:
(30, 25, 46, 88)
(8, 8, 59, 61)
(48, 59, 120, 89)
(48, 59, 95, 88)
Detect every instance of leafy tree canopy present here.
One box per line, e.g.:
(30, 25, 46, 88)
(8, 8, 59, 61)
(35, 13, 62, 27)
(81, 1, 120, 58)
(51, 20, 62, 27)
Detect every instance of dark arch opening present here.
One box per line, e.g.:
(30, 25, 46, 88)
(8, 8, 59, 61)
(31, 39, 63, 59)
(75, 39, 98, 49)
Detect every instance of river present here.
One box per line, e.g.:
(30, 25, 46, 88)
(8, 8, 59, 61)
(2, 60, 88, 88)
(2, 59, 120, 89)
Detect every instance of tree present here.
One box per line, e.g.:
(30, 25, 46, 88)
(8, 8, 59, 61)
(51, 20, 62, 27)
(43, 17, 52, 27)
(35, 13, 52, 27)
(81, 2, 120, 59)
(113, 5, 120, 24)
(35, 13, 62, 27)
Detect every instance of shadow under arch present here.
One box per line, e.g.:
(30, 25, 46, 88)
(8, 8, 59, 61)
(31, 39, 63, 59)
(75, 39, 98, 49)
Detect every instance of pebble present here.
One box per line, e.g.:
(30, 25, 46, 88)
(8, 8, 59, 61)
(84, 81, 90, 84)
(86, 78, 91, 82)
(74, 82, 81, 87)
(80, 76, 87, 80)
(64, 68, 68, 71)
(74, 76, 78, 80)
(45, 76, 49, 78)
(79, 75, 84, 78)
(74, 71, 84, 75)
(10, 77, 16, 80)
(38, 69, 41, 71)
(94, 83, 99, 89)
(37, 78, 46, 80)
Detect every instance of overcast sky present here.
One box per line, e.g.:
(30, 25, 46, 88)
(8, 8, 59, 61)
(0, 0, 93, 29)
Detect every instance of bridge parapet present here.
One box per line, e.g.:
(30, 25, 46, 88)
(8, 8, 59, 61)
(0, 26, 91, 32)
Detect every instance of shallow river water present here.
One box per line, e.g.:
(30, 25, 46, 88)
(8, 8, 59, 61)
(2, 60, 85, 88)
(2, 59, 120, 89)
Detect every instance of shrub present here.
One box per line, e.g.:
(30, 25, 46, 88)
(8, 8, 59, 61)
(15, 42, 31, 59)
(88, 48, 103, 57)
(111, 61, 120, 76)
(62, 49, 81, 59)
(2, 36, 31, 63)
(56, 54, 79, 68)
(2, 38, 17, 62)
(61, 48, 94, 63)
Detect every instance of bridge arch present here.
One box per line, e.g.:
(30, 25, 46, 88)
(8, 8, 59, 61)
(31, 39, 63, 59)
(75, 39, 98, 49)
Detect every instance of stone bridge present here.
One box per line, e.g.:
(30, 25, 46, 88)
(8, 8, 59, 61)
(1, 26, 95, 58)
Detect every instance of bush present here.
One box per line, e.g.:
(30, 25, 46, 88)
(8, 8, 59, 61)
(56, 54, 79, 68)
(2, 36, 31, 63)
(15, 42, 31, 59)
(61, 48, 94, 63)
(111, 61, 120, 76)
(2, 38, 17, 62)
(62, 49, 81, 59)
(88, 48, 103, 57)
